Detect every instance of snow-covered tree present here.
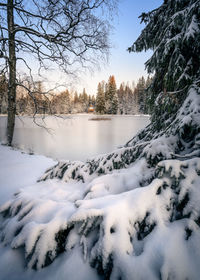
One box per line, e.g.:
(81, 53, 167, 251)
(91, 95, 96, 107)
(1, 1, 200, 279)
(15, 79, 49, 115)
(117, 82, 138, 115)
(144, 75, 154, 114)
(51, 90, 71, 114)
(135, 76, 146, 114)
(80, 88, 90, 112)
(117, 83, 125, 114)
(96, 82, 106, 114)
(129, 0, 200, 129)
(105, 75, 118, 114)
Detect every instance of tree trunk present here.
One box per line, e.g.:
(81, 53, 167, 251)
(7, 0, 16, 146)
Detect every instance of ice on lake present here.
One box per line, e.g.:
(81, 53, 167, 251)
(0, 114, 150, 161)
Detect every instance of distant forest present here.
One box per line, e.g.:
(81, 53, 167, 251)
(0, 75, 152, 115)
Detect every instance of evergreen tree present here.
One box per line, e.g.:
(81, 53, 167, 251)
(117, 83, 125, 114)
(80, 88, 89, 112)
(136, 76, 146, 114)
(91, 95, 96, 107)
(105, 75, 118, 114)
(51, 89, 71, 114)
(132, 86, 139, 115)
(129, 0, 200, 128)
(34, 81, 48, 115)
(125, 83, 135, 114)
(96, 82, 105, 114)
(73, 92, 79, 104)
(117, 81, 139, 115)
(144, 75, 153, 114)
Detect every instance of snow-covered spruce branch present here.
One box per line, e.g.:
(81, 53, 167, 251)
(38, 84, 200, 184)
(0, 156, 200, 278)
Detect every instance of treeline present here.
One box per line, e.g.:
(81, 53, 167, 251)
(96, 75, 152, 115)
(0, 74, 152, 115)
(17, 88, 96, 115)
(51, 89, 96, 114)
(0, 77, 96, 115)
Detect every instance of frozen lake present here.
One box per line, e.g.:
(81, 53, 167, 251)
(0, 115, 150, 161)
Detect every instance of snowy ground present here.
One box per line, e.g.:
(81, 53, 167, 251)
(0, 145, 99, 280)
(1, 143, 200, 280)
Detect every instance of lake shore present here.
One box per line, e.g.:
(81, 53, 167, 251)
(0, 115, 150, 161)
(0, 144, 99, 279)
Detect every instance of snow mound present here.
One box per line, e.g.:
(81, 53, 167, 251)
(1, 157, 200, 278)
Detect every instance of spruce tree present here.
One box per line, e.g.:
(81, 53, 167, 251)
(51, 89, 71, 114)
(96, 82, 105, 114)
(136, 76, 146, 114)
(117, 83, 125, 114)
(105, 75, 118, 114)
(129, 0, 200, 128)
(91, 95, 96, 106)
(73, 92, 79, 104)
(144, 76, 153, 114)
(81, 88, 89, 112)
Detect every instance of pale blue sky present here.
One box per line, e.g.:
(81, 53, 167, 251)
(74, 0, 163, 95)
(26, 1, 163, 94)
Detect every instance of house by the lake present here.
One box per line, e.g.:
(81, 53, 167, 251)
(88, 105, 94, 113)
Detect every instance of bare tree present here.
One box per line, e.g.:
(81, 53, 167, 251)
(0, 0, 117, 145)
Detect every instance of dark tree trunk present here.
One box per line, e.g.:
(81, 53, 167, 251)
(7, 0, 16, 146)
(0, 94, 2, 114)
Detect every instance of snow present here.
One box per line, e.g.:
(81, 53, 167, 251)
(184, 15, 199, 40)
(1, 142, 200, 279)
(0, 145, 55, 205)
(0, 85, 200, 279)
(0, 145, 99, 279)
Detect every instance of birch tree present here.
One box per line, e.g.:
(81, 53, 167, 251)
(0, 0, 117, 145)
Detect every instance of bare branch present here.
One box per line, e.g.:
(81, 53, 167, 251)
(2, 0, 118, 145)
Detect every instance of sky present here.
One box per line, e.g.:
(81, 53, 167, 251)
(69, 0, 163, 95)
(18, 0, 163, 95)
